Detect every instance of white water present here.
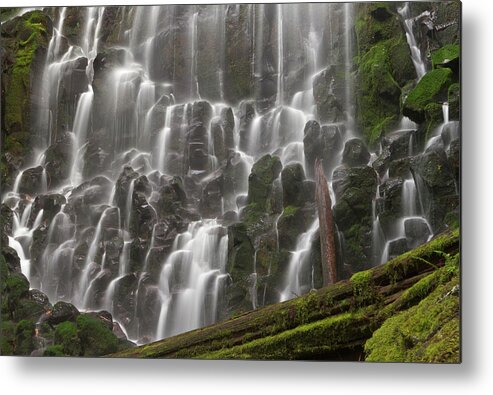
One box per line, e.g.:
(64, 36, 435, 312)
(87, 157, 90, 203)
(398, 2, 427, 80)
(155, 220, 228, 340)
(280, 219, 320, 302)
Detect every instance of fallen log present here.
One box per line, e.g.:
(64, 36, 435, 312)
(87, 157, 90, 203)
(110, 228, 459, 361)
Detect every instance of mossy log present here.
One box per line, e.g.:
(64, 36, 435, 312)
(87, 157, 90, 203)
(111, 229, 459, 361)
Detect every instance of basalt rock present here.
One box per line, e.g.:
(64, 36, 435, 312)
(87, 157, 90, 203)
(342, 139, 371, 167)
(44, 132, 75, 188)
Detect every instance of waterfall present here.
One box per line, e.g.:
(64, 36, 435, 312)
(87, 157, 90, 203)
(1, 4, 455, 346)
(155, 220, 228, 340)
(398, 2, 427, 80)
(280, 219, 320, 302)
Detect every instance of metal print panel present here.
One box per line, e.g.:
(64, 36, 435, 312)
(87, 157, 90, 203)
(0, 2, 461, 362)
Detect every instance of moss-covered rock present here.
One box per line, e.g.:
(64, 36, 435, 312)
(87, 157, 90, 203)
(403, 68, 454, 124)
(54, 321, 82, 356)
(431, 44, 460, 73)
(332, 166, 378, 272)
(76, 314, 119, 357)
(354, 3, 415, 146)
(14, 319, 35, 355)
(246, 154, 282, 212)
(1, 10, 52, 186)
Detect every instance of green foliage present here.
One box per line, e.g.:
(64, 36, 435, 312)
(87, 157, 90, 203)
(44, 345, 65, 356)
(0, 321, 15, 355)
(54, 321, 82, 356)
(76, 314, 119, 357)
(14, 319, 35, 355)
(431, 44, 460, 69)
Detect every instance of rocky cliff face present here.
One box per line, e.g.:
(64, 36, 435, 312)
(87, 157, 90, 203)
(1, 2, 460, 357)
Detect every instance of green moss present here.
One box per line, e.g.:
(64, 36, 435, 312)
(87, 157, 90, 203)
(76, 314, 119, 357)
(364, 271, 459, 363)
(198, 311, 366, 360)
(54, 321, 82, 356)
(350, 269, 376, 306)
(431, 44, 460, 69)
(282, 205, 299, 217)
(403, 68, 454, 123)
(0, 320, 15, 355)
(44, 345, 65, 356)
(14, 319, 35, 355)
(4, 11, 48, 133)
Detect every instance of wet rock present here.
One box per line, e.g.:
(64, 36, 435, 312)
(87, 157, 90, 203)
(382, 130, 418, 160)
(112, 273, 138, 333)
(87, 310, 114, 331)
(114, 166, 139, 219)
(82, 129, 112, 179)
(386, 237, 408, 261)
(29, 193, 66, 227)
(2, 246, 22, 274)
(17, 166, 45, 195)
(333, 166, 378, 271)
(342, 138, 371, 167)
(303, 121, 343, 177)
(200, 172, 224, 218)
(372, 148, 391, 177)
(225, 222, 255, 313)
(313, 66, 344, 123)
(448, 138, 460, 184)
(191, 100, 213, 126)
(247, 154, 282, 212)
(411, 149, 457, 231)
(404, 218, 431, 248)
(130, 191, 157, 240)
(238, 100, 256, 152)
(388, 157, 415, 179)
(43, 131, 74, 188)
(277, 206, 314, 251)
(156, 176, 187, 218)
(48, 301, 80, 325)
(281, 163, 306, 208)
(1, 204, 14, 241)
(377, 177, 405, 234)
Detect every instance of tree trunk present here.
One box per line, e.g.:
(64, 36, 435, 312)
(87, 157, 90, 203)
(315, 158, 337, 285)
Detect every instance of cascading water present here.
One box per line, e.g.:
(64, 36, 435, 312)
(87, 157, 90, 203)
(398, 2, 427, 79)
(3, 4, 456, 346)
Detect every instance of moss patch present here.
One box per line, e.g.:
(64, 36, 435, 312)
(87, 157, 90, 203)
(365, 263, 459, 363)
(431, 44, 460, 69)
(403, 68, 453, 124)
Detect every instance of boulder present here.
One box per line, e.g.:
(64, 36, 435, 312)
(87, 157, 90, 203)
(303, 121, 343, 177)
(342, 139, 370, 167)
(16, 166, 45, 195)
(281, 163, 306, 208)
(403, 68, 454, 124)
(44, 131, 74, 188)
(247, 154, 282, 212)
(404, 218, 431, 248)
(48, 301, 80, 325)
(312, 66, 344, 124)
